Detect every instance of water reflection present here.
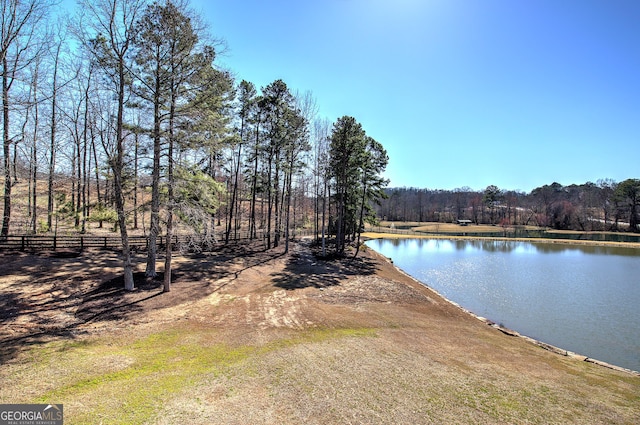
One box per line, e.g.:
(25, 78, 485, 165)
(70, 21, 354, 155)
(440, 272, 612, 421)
(365, 238, 640, 372)
(386, 237, 639, 256)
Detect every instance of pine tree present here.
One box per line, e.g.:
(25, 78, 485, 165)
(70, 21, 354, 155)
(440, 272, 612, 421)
(80, 0, 146, 291)
(329, 116, 387, 255)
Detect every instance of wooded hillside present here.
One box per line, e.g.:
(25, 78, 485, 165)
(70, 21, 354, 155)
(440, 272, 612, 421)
(377, 179, 640, 233)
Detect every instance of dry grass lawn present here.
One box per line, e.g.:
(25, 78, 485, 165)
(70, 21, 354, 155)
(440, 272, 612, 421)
(0, 239, 638, 424)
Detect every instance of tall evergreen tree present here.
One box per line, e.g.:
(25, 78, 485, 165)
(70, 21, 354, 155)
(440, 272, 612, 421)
(353, 136, 388, 256)
(261, 79, 295, 248)
(246, 92, 265, 240)
(329, 116, 366, 254)
(132, 0, 232, 290)
(329, 116, 387, 255)
(312, 118, 331, 255)
(225, 80, 255, 243)
(282, 104, 309, 253)
(133, 0, 198, 279)
(79, 0, 146, 290)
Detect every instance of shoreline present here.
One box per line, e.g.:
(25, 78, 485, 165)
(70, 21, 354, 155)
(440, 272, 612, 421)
(361, 231, 640, 249)
(363, 233, 640, 376)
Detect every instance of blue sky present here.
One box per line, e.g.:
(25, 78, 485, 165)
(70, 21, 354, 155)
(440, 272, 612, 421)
(195, 0, 638, 192)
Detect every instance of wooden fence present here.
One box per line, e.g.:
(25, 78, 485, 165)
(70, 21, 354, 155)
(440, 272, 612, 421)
(0, 229, 314, 252)
(0, 235, 183, 251)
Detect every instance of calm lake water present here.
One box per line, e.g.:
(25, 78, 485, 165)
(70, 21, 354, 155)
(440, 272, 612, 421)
(365, 238, 640, 372)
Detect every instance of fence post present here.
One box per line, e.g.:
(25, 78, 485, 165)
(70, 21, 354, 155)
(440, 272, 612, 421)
(21, 236, 25, 251)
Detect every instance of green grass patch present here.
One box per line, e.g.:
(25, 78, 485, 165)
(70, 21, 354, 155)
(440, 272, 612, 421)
(30, 325, 376, 424)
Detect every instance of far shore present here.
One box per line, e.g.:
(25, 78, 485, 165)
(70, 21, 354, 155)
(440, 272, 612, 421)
(361, 231, 640, 249)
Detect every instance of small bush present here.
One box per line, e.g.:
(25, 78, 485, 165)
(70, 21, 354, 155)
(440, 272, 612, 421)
(88, 205, 118, 224)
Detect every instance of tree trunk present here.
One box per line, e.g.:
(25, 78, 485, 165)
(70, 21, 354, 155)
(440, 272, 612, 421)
(11, 139, 18, 185)
(226, 136, 242, 244)
(133, 131, 138, 230)
(31, 67, 39, 234)
(46, 57, 58, 233)
(321, 178, 327, 257)
(116, 62, 134, 291)
(353, 177, 368, 259)
(146, 69, 162, 278)
(2, 61, 11, 237)
(249, 119, 260, 239)
(75, 128, 82, 228)
(164, 68, 178, 293)
(284, 164, 292, 254)
(91, 126, 101, 212)
(30, 141, 37, 232)
(273, 150, 281, 248)
(266, 149, 273, 249)
(81, 68, 91, 234)
(163, 122, 174, 293)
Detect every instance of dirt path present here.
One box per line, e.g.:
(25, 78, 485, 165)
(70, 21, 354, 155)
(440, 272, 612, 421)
(0, 239, 638, 424)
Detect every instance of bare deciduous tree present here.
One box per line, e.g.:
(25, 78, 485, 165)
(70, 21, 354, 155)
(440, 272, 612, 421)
(1, 0, 52, 236)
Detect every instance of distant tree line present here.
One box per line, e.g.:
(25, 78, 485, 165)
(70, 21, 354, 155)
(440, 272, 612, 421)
(376, 179, 640, 233)
(0, 0, 389, 290)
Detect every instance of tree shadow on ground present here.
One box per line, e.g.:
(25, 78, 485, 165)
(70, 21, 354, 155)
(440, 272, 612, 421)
(179, 240, 285, 289)
(0, 240, 285, 364)
(272, 241, 379, 290)
(0, 272, 166, 364)
(73, 272, 170, 322)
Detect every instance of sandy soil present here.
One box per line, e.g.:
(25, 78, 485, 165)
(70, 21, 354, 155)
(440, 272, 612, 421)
(0, 239, 638, 424)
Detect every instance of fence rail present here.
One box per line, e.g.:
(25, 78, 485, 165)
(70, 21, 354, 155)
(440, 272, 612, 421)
(0, 229, 315, 252)
(0, 235, 183, 251)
